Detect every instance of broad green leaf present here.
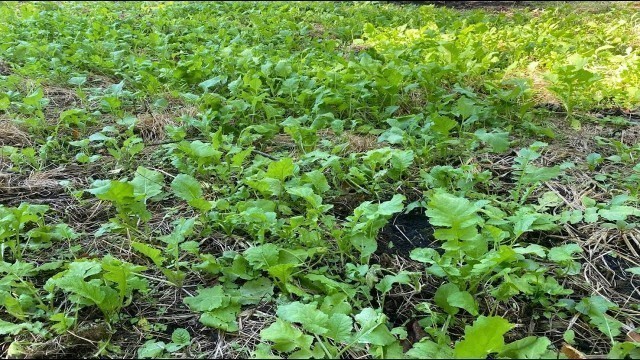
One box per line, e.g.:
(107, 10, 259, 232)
(65, 260, 102, 279)
(131, 166, 164, 201)
(88, 180, 135, 203)
(608, 342, 640, 359)
(171, 174, 202, 202)
(276, 301, 329, 335)
(261, 319, 314, 353)
(448, 291, 479, 316)
(626, 267, 640, 275)
(68, 76, 87, 86)
(353, 308, 396, 346)
(302, 170, 330, 193)
(0, 319, 29, 335)
(347, 233, 377, 260)
(434, 283, 461, 315)
(286, 186, 322, 208)
(131, 242, 166, 267)
(499, 336, 551, 359)
(375, 271, 413, 294)
(514, 244, 547, 258)
(520, 166, 561, 184)
(599, 205, 640, 222)
(325, 313, 353, 342)
(575, 295, 621, 339)
(474, 129, 510, 153)
(171, 328, 191, 346)
(244, 244, 280, 270)
(239, 277, 274, 305)
(389, 150, 414, 175)
(199, 304, 240, 332)
(137, 340, 166, 359)
(378, 194, 405, 216)
(320, 293, 353, 315)
(407, 339, 454, 359)
(548, 243, 582, 262)
(426, 191, 482, 241)
(266, 157, 295, 181)
(55, 276, 106, 306)
(189, 140, 218, 158)
(454, 316, 514, 358)
(431, 115, 458, 136)
(183, 286, 226, 312)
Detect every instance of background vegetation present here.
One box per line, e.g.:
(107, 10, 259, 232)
(0, 1, 639, 358)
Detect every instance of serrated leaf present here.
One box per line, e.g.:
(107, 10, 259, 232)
(0, 319, 29, 335)
(454, 316, 514, 358)
(183, 286, 226, 312)
(131, 242, 166, 267)
(389, 150, 414, 174)
(426, 191, 482, 241)
(199, 304, 239, 332)
(277, 301, 329, 335)
(171, 328, 191, 346)
(548, 243, 582, 262)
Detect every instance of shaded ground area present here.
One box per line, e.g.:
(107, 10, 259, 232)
(378, 211, 436, 258)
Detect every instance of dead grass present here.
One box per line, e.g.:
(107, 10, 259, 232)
(215, 304, 276, 359)
(620, 125, 640, 147)
(135, 112, 176, 143)
(43, 86, 80, 123)
(343, 131, 380, 153)
(543, 117, 619, 162)
(0, 60, 12, 76)
(0, 119, 31, 147)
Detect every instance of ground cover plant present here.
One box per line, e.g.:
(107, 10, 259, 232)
(1, 1, 640, 358)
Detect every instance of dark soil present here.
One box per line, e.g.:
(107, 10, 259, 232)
(602, 253, 640, 300)
(378, 210, 437, 258)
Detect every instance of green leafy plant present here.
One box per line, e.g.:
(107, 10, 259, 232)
(45, 256, 148, 324)
(137, 328, 192, 359)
